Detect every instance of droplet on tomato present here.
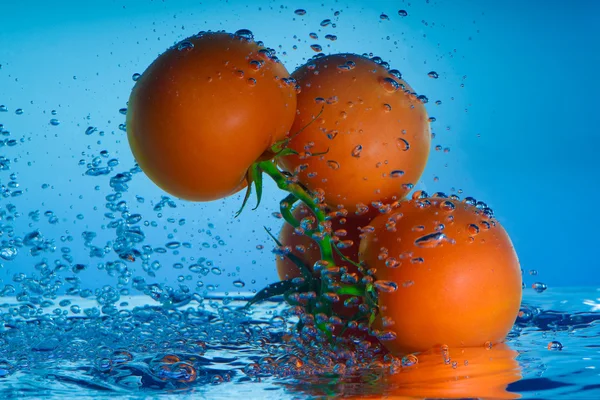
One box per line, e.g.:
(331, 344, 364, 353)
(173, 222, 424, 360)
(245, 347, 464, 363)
(439, 200, 456, 212)
(383, 103, 392, 112)
(374, 280, 398, 293)
(327, 160, 340, 170)
(390, 170, 404, 178)
(401, 354, 418, 367)
(176, 40, 194, 51)
(247, 78, 257, 86)
(351, 145, 363, 158)
(377, 330, 397, 341)
(412, 190, 429, 200)
(234, 29, 254, 40)
(248, 60, 263, 70)
(414, 232, 453, 248)
(380, 77, 401, 92)
(467, 223, 480, 235)
(396, 138, 410, 151)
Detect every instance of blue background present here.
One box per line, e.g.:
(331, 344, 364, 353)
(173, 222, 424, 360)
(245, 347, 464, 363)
(0, 0, 598, 295)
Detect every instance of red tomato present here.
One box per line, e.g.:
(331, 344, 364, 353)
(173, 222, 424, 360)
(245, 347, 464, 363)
(127, 31, 297, 201)
(359, 196, 522, 354)
(279, 53, 431, 213)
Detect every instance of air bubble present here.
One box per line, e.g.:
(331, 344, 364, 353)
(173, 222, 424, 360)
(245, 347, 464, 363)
(428, 71, 439, 79)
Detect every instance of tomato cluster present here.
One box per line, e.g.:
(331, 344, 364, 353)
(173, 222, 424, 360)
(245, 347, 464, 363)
(127, 31, 522, 356)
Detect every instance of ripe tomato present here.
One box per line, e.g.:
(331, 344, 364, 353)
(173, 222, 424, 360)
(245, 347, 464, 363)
(127, 31, 297, 201)
(359, 196, 522, 354)
(278, 53, 430, 213)
(276, 204, 375, 317)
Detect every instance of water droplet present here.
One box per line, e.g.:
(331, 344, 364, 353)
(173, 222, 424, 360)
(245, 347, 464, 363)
(401, 354, 418, 366)
(428, 71, 439, 79)
(177, 40, 194, 51)
(383, 103, 392, 112)
(374, 280, 398, 293)
(380, 13, 389, 20)
(49, 118, 60, 126)
(309, 32, 318, 39)
(249, 60, 263, 70)
(351, 145, 363, 158)
(0, 105, 7, 112)
(390, 170, 404, 178)
(247, 78, 257, 86)
(325, 34, 337, 41)
(294, 9, 306, 16)
(85, 126, 97, 135)
(233, 280, 245, 288)
(234, 29, 254, 40)
(310, 44, 322, 52)
(0, 245, 18, 260)
(380, 77, 400, 92)
(132, 73, 141, 81)
(15, 108, 23, 115)
(320, 19, 332, 27)
(532, 282, 548, 293)
(415, 232, 453, 248)
(547, 341, 563, 351)
(398, 10, 408, 17)
(396, 138, 410, 151)
(467, 224, 480, 235)
(327, 160, 340, 170)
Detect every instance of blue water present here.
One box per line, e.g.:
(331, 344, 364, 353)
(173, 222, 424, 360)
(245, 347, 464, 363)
(1, 0, 599, 398)
(0, 288, 599, 399)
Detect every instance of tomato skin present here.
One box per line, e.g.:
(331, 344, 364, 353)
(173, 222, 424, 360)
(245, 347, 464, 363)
(127, 32, 297, 201)
(359, 198, 522, 355)
(279, 54, 430, 213)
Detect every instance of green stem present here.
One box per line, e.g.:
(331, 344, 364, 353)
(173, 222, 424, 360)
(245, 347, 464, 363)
(258, 160, 336, 304)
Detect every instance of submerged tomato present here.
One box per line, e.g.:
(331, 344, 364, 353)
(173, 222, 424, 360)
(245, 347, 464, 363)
(359, 196, 522, 355)
(279, 53, 431, 213)
(127, 31, 297, 201)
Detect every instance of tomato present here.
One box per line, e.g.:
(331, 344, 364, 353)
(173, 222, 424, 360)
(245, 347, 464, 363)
(278, 53, 430, 213)
(127, 31, 297, 201)
(276, 204, 375, 317)
(359, 196, 522, 355)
